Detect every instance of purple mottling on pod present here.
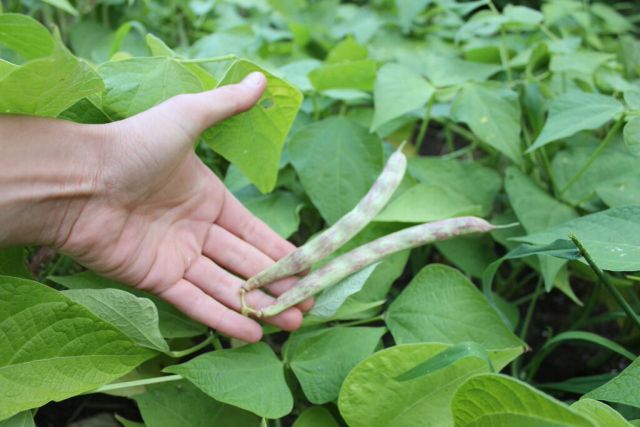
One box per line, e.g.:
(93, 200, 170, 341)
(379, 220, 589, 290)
(257, 216, 494, 318)
(242, 145, 407, 292)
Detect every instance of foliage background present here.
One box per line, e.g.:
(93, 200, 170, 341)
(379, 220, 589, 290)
(1, 0, 640, 426)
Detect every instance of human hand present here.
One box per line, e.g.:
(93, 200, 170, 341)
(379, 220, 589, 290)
(23, 72, 309, 342)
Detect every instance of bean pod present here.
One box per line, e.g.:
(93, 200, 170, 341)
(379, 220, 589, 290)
(242, 144, 407, 292)
(255, 216, 495, 318)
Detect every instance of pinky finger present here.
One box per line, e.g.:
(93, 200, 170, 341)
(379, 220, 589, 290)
(158, 279, 263, 343)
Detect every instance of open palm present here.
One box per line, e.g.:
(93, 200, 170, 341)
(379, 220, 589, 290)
(58, 73, 309, 342)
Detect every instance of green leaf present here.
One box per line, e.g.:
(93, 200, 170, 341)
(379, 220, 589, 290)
(59, 98, 111, 125)
(237, 190, 303, 239)
(289, 116, 384, 224)
(398, 53, 501, 87)
(375, 184, 481, 222)
(502, 4, 543, 26)
(516, 206, 640, 271)
(395, 341, 494, 381)
(435, 236, 496, 279)
(451, 83, 523, 165)
(505, 168, 577, 233)
(310, 263, 379, 318)
(625, 89, 640, 110)
(552, 144, 638, 208)
(452, 374, 596, 426)
(0, 248, 29, 279)
(550, 51, 614, 76)
(0, 14, 55, 60)
(277, 59, 321, 92)
(572, 399, 633, 427)
(326, 36, 368, 63)
(624, 117, 640, 157)
(42, 0, 78, 16)
(165, 343, 293, 418)
(114, 415, 144, 427)
(134, 381, 260, 427)
(50, 272, 206, 339)
(293, 407, 339, 427)
(0, 55, 104, 117)
(539, 374, 616, 395)
(68, 21, 114, 63)
(0, 58, 17, 79)
(288, 327, 384, 404)
(541, 331, 636, 362)
(338, 343, 491, 427)
(204, 59, 303, 193)
(591, 3, 632, 34)
(145, 33, 217, 90)
(385, 264, 525, 369)
(505, 167, 577, 290)
(586, 357, 640, 409)
(596, 176, 640, 208)
(0, 411, 34, 427)
(309, 59, 377, 91)
(0, 276, 154, 420)
(395, 0, 431, 32)
(408, 157, 501, 217)
(370, 63, 434, 132)
(63, 288, 169, 353)
(98, 57, 203, 119)
(528, 91, 624, 152)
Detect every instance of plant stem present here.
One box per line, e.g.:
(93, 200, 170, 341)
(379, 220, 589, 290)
(45, 253, 66, 279)
(570, 234, 640, 331)
(88, 374, 183, 394)
(167, 334, 214, 358)
(415, 96, 434, 153)
(524, 329, 553, 381)
(440, 140, 479, 160)
(512, 278, 542, 379)
(339, 315, 385, 327)
(212, 334, 224, 351)
(447, 122, 480, 145)
(488, 1, 512, 83)
(539, 148, 559, 197)
(519, 278, 543, 341)
(560, 117, 624, 196)
(571, 278, 601, 330)
(311, 93, 320, 121)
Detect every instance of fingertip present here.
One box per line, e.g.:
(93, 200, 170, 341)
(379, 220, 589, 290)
(240, 323, 264, 343)
(242, 71, 267, 89)
(296, 298, 314, 312)
(275, 308, 304, 331)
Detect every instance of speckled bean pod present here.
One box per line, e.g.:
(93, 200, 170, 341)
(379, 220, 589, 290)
(242, 144, 407, 292)
(256, 216, 494, 318)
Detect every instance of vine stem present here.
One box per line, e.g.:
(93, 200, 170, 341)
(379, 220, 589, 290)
(415, 96, 435, 153)
(559, 117, 625, 197)
(511, 278, 543, 379)
(569, 234, 640, 331)
(487, 0, 512, 84)
(338, 315, 385, 328)
(88, 374, 183, 394)
(167, 333, 215, 358)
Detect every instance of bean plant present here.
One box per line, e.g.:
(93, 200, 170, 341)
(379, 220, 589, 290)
(1, 0, 640, 426)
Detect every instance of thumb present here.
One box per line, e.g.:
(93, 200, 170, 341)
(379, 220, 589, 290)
(160, 71, 267, 137)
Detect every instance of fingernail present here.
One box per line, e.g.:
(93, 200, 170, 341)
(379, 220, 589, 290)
(243, 72, 266, 87)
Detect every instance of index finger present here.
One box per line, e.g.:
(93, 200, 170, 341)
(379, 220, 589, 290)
(216, 189, 296, 261)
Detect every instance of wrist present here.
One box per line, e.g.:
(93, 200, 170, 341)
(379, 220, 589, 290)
(0, 116, 107, 247)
